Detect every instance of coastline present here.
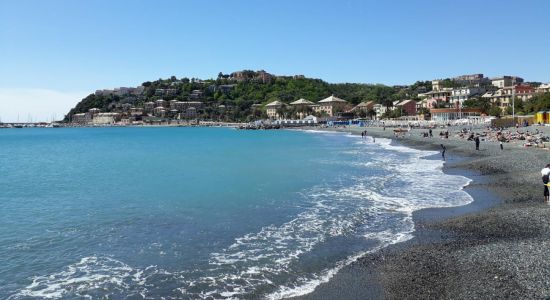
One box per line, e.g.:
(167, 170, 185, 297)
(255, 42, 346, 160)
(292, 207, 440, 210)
(292, 126, 550, 299)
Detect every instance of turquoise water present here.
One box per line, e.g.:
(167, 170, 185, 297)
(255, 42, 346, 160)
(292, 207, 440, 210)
(0, 127, 472, 299)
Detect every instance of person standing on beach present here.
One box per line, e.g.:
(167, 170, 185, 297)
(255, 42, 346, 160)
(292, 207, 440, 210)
(542, 164, 550, 203)
(361, 131, 364, 139)
(475, 136, 480, 150)
(429, 128, 433, 138)
(440, 144, 446, 161)
(500, 141, 503, 151)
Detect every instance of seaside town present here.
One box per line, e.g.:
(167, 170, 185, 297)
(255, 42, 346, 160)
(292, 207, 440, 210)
(3, 70, 550, 149)
(6, 71, 542, 127)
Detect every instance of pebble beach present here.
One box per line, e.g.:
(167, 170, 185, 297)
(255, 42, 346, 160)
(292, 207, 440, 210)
(295, 125, 550, 299)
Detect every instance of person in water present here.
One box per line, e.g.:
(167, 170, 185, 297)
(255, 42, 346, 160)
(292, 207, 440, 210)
(542, 164, 550, 203)
(440, 144, 446, 160)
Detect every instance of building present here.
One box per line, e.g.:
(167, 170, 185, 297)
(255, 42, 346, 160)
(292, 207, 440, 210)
(153, 107, 166, 117)
(395, 100, 417, 116)
(431, 80, 443, 91)
(313, 95, 349, 117)
(155, 99, 167, 108)
(430, 108, 482, 122)
(273, 115, 318, 126)
(420, 88, 453, 108)
(89, 108, 100, 115)
(72, 113, 90, 124)
(373, 104, 387, 119)
(450, 87, 486, 107)
(144, 102, 155, 114)
(483, 85, 536, 110)
(130, 107, 143, 117)
(491, 76, 524, 88)
(351, 101, 375, 114)
(184, 107, 197, 119)
(189, 90, 204, 100)
(452, 74, 488, 87)
(289, 98, 314, 119)
(265, 100, 285, 119)
(92, 113, 120, 125)
(537, 83, 550, 94)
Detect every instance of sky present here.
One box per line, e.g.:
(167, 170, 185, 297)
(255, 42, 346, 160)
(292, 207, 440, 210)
(1, 0, 549, 122)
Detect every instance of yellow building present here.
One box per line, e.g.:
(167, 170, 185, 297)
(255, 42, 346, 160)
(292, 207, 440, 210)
(265, 100, 285, 119)
(313, 95, 349, 117)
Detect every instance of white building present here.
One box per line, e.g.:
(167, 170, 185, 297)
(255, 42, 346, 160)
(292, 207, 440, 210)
(373, 104, 387, 119)
(450, 87, 485, 107)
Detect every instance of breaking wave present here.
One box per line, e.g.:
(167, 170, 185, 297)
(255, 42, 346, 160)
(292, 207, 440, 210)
(11, 133, 473, 299)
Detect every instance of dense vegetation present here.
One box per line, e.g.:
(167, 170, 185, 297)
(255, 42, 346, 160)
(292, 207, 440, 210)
(65, 71, 550, 121)
(65, 73, 432, 122)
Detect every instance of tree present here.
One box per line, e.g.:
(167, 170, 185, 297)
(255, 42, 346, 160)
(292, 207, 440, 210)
(488, 106, 502, 117)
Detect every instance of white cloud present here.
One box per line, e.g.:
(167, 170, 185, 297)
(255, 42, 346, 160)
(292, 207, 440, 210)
(0, 88, 87, 123)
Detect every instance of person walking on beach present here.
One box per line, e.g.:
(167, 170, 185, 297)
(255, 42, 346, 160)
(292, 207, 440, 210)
(361, 131, 365, 139)
(440, 144, 446, 161)
(429, 128, 433, 138)
(500, 141, 503, 151)
(475, 136, 480, 150)
(542, 164, 550, 203)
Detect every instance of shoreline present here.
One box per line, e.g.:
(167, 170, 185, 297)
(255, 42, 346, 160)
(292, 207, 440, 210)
(293, 126, 550, 299)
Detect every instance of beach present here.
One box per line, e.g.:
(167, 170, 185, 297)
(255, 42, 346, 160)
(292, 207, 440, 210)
(294, 125, 550, 299)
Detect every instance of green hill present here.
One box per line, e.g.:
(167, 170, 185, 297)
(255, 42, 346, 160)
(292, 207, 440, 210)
(65, 71, 432, 121)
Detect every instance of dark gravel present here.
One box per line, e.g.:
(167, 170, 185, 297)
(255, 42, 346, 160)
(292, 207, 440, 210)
(293, 126, 550, 300)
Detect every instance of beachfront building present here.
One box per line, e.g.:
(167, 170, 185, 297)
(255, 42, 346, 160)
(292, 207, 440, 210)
(491, 76, 524, 88)
(72, 113, 90, 124)
(265, 100, 285, 119)
(273, 115, 318, 126)
(430, 108, 482, 122)
(373, 104, 387, 119)
(450, 87, 486, 107)
(92, 113, 120, 125)
(394, 100, 417, 116)
(312, 95, 349, 117)
(420, 88, 453, 108)
(289, 98, 314, 119)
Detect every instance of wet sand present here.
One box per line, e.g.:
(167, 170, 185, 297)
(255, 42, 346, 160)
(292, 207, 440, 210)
(293, 125, 550, 299)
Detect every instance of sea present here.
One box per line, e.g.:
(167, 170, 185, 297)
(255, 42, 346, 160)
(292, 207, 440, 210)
(0, 127, 473, 299)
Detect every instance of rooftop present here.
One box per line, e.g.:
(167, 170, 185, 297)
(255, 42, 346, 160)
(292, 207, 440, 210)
(266, 100, 285, 107)
(290, 98, 314, 105)
(318, 95, 347, 103)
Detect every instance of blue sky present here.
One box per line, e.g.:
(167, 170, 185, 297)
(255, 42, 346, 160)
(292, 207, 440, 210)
(1, 0, 549, 121)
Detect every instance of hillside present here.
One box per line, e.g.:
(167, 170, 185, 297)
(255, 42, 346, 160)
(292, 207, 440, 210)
(65, 71, 432, 122)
